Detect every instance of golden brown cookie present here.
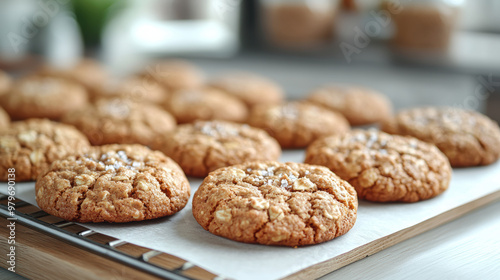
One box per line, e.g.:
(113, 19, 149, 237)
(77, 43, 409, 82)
(164, 87, 248, 124)
(140, 59, 204, 92)
(0, 119, 90, 181)
(38, 58, 108, 94)
(192, 161, 358, 246)
(209, 72, 284, 108)
(155, 120, 281, 177)
(0, 76, 88, 120)
(0, 107, 10, 130)
(248, 102, 350, 148)
(0, 70, 12, 96)
(62, 98, 176, 146)
(93, 76, 169, 104)
(307, 85, 392, 126)
(0, 71, 12, 129)
(382, 107, 500, 167)
(305, 129, 451, 202)
(35, 144, 190, 223)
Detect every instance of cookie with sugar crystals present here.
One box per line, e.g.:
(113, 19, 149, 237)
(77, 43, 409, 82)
(36, 144, 191, 223)
(305, 129, 451, 202)
(307, 85, 392, 126)
(192, 161, 358, 246)
(155, 120, 281, 177)
(209, 72, 284, 108)
(382, 107, 500, 167)
(0, 75, 88, 120)
(248, 101, 350, 148)
(0, 119, 90, 181)
(62, 98, 176, 146)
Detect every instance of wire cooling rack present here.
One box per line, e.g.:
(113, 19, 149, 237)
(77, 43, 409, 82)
(0, 194, 225, 280)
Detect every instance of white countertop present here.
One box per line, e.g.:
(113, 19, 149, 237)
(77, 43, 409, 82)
(321, 200, 500, 280)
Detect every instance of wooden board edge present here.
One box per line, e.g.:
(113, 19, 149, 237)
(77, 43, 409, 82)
(283, 189, 500, 280)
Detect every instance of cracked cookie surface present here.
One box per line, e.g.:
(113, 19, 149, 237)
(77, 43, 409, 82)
(307, 85, 392, 126)
(249, 102, 350, 148)
(305, 130, 451, 202)
(382, 107, 500, 167)
(0, 119, 90, 181)
(192, 161, 358, 246)
(155, 120, 281, 177)
(0, 75, 89, 120)
(62, 98, 176, 146)
(35, 144, 190, 223)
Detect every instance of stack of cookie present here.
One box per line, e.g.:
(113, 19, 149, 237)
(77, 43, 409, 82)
(1, 58, 500, 249)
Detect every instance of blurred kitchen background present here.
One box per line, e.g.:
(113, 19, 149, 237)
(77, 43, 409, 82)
(0, 0, 499, 121)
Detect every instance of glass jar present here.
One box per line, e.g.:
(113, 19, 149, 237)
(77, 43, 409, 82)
(259, 0, 341, 49)
(386, 0, 465, 51)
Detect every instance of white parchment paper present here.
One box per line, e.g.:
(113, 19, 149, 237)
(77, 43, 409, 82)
(2, 150, 500, 280)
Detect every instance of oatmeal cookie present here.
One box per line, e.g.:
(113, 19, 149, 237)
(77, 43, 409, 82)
(0, 107, 10, 130)
(155, 121, 281, 177)
(307, 85, 392, 126)
(93, 76, 169, 104)
(62, 98, 176, 146)
(38, 58, 108, 94)
(0, 71, 12, 129)
(305, 129, 451, 202)
(209, 72, 284, 108)
(192, 161, 358, 246)
(164, 87, 248, 124)
(248, 102, 350, 148)
(0, 75, 88, 120)
(382, 107, 500, 167)
(139, 59, 204, 92)
(0, 119, 90, 181)
(35, 144, 190, 223)
(0, 70, 12, 96)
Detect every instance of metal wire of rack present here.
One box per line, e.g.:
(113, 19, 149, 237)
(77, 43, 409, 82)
(0, 194, 225, 280)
